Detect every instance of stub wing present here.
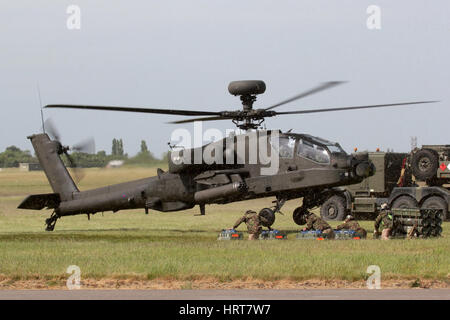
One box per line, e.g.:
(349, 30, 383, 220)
(18, 193, 61, 210)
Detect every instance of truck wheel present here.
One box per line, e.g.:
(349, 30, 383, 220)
(391, 196, 418, 209)
(421, 196, 448, 221)
(411, 149, 438, 181)
(258, 208, 275, 227)
(320, 195, 346, 221)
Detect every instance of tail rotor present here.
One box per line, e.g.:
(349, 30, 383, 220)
(44, 118, 95, 183)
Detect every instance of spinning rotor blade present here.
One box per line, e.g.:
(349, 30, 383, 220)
(274, 100, 439, 116)
(64, 152, 85, 183)
(72, 137, 96, 154)
(66, 136, 96, 181)
(264, 81, 346, 111)
(43, 82, 438, 131)
(45, 104, 221, 116)
(43, 118, 61, 141)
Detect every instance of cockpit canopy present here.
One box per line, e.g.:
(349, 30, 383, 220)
(270, 133, 346, 164)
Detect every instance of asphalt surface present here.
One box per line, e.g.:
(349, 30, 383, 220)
(0, 289, 449, 300)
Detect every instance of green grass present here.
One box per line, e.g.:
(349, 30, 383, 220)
(0, 168, 449, 283)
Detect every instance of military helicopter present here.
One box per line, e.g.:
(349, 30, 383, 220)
(18, 80, 436, 231)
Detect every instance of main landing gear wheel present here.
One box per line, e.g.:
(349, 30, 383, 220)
(259, 208, 275, 227)
(293, 207, 308, 226)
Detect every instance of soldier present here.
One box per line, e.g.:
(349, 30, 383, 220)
(336, 215, 367, 238)
(231, 210, 269, 240)
(374, 203, 393, 240)
(301, 211, 335, 239)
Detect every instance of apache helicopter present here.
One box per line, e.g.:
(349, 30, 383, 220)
(18, 80, 436, 231)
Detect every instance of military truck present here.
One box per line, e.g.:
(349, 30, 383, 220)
(409, 145, 450, 185)
(320, 147, 450, 221)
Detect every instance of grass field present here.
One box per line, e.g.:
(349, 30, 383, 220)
(0, 167, 449, 288)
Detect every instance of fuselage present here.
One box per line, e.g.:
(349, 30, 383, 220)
(19, 131, 373, 220)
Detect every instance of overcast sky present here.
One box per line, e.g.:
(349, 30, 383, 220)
(0, 1, 449, 157)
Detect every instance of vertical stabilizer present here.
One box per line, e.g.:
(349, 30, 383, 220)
(29, 133, 79, 201)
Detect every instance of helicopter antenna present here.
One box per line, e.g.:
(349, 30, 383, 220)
(37, 82, 45, 134)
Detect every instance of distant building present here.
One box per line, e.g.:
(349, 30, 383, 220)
(106, 160, 124, 168)
(19, 163, 42, 171)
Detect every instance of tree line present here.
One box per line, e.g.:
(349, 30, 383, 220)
(0, 139, 167, 168)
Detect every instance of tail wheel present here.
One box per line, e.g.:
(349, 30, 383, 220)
(258, 208, 275, 227)
(421, 196, 448, 221)
(320, 195, 346, 221)
(411, 149, 438, 181)
(391, 196, 418, 209)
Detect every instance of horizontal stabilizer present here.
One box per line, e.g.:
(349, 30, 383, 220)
(18, 193, 60, 210)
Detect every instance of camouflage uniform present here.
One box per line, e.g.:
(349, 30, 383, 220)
(304, 212, 335, 239)
(233, 210, 262, 240)
(374, 210, 393, 240)
(336, 219, 367, 238)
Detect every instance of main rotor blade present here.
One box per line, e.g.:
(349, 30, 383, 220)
(275, 100, 439, 116)
(168, 116, 232, 124)
(264, 81, 346, 111)
(45, 105, 221, 116)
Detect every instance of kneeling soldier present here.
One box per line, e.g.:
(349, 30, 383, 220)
(301, 211, 335, 239)
(336, 215, 367, 238)
(374, 203, 393, 240)
(232, 210, 269, 240)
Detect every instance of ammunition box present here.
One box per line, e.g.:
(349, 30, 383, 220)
(391, 208, 443, 238)
(217, 229, 243, 240)
(334, 230, 360, 240)
(296, 230, 329, 240)
(259, 229, 286, 240)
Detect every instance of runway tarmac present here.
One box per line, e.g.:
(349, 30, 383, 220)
(0, 289, 449, 300)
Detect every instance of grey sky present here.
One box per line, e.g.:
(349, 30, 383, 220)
(0, 0, 449, 157)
